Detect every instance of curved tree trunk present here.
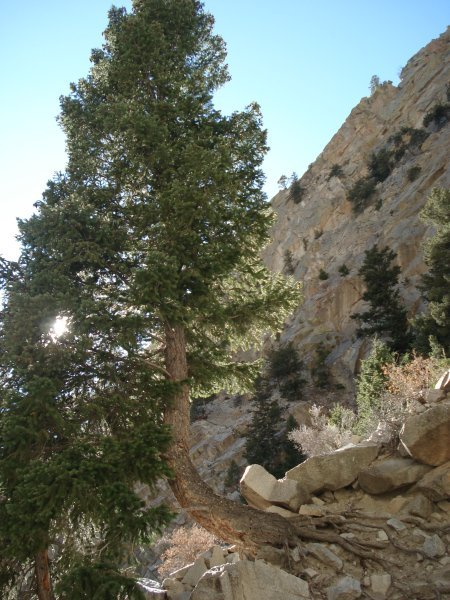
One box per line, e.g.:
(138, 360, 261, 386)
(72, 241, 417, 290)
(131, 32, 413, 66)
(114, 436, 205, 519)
(35, 549, 55, 600)
(163, 323, 297, 553)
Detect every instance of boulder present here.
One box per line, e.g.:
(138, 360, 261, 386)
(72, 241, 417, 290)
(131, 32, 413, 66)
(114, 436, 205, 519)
(399, 403, 450, 466)
(240, 464, 308, 511)
(191, 560, 310, 600)
(358, 458, 432, 494)
(414, 461, 450, 501)
(137, 580, 166, 599)
(435, 369, 450, 390)
(285, 443, 379, 495)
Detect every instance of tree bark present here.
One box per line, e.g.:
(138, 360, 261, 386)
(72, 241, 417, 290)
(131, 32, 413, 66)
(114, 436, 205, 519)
(35, 549, 55, 600)
(163, 323, 297, 553)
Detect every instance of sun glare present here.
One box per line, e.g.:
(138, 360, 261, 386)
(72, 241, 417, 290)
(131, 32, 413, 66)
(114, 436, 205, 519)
(49, 316, 70, 341)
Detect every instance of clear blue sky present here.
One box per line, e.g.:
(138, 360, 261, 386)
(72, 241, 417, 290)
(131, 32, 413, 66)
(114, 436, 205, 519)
(0, 1, 448, 259)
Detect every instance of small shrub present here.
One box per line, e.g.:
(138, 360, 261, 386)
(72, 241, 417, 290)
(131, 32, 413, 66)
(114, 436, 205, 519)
(314, 229, 323, 239)
(277, 175, 288, 189)
(283, 249, 295, 275)
(423, 103, 450, 129)
(268, 342, 303, 381)
(374, 198, 383, 211)
(289, 173, 305, 204)
(289, 404, 354, 457)
(368, 148, 394, 183)
(318, 268, 329, 280)
(328, 164, 344, 180)
(190, 397, 212, 422)
(224, 460, 241, 491)
(407, 166, 421, 182)
(158, 525, 219, 579)
(302, 238, 309, 251)
(338, 264, 350, 277)
(347, 176, 376, 213)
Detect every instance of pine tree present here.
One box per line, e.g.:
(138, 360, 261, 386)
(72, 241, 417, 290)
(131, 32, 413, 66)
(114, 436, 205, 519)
(413, 188, 450, 355)
(351, 245, 411, 353)
(0, 0, 301, 592)
(354, 338, 394, 434)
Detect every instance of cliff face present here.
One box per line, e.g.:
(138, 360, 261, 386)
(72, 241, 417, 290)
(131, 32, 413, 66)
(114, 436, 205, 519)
(263, 28, 450, 385)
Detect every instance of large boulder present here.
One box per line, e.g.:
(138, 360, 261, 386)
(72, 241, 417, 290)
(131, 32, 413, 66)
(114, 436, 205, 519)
(358, 458, 432, 494)
(414, 461, 450, 501)
(399, 403, 450, 466)
(191, 560, 310, 600)
(240, 464, 309, 511)
(285, 443, 379, 495)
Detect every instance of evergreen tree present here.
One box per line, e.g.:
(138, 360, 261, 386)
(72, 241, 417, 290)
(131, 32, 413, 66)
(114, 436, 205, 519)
(413, 188, 450, 355)
(351, 245, 411, 353)
(354, 338, 394, 434)
(0, 0, 300, 592)
(244, 379, 304, 478)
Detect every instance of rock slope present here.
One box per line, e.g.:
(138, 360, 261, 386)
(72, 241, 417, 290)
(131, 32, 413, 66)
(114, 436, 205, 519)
(263, 27, 450, 386)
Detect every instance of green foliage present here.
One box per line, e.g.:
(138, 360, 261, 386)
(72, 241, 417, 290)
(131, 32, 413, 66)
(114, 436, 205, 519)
(412, 188, 450, 355)
(338, 264, 350, 277)
(244, 378, 305, 477)
(347, 176, 376, 213)
(311, 342, 331, 388)
(224, 460, 241, 491)
(407, 166, 422, 182)
(369, 75, 381, 94)
(0, 0, 301, 595)
(351, 245, 411, 353)
(354, 339, 394, 435)
(368, 148, 394, 183)
(318, 268, 329, 280)
(268, 342, 303, 382)
(328, 164, 344, 180)
(289, 172, 305, 204)
(277, 175, 288, 190)
(423, 103, 450, 128)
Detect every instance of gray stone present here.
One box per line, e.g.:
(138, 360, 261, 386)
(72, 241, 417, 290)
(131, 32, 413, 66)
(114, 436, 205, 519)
(414, 461, 450, 501)
(137, 580, 166, 599)
(431, 565, 450, 592)
(370, 573, 391, 598)
(404, 493, 433, 518)
(422, 534, 446, 558)
(326, 576, 362, 600)
(435, 369, 450, 390)
(181, 557, 208, 587)
(191, 560, 310, 599)
(386, 518, 406, 532)
(265, 505, 299, 519)
(285, 443, 379, 495)
(399, 403, 450, 466)
(240, 464, 308, 511)
(299, 504, 325, 516)
(306, 543, 343, 571)
(358, 458, 431, 494)
(162, 578, 184, 596)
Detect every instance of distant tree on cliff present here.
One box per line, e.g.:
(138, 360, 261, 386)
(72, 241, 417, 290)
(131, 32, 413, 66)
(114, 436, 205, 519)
(413, 188, 450, 355)
(352, 245, 411, 354)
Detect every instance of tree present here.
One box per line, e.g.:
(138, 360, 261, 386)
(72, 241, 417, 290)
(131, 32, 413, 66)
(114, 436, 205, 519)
(354, 338, 394, 435)
(351, 245, 411, 354)
(413, 188, 450, 355)
(369, 75, 381, 94)
(244, 378, 304, 478)
(0, 1, 302, 593)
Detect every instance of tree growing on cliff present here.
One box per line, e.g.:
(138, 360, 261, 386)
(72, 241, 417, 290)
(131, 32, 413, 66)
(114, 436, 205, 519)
(0, 1, 301, 595)
(352, 245, 411, 354)
(413, 188, 450, 355)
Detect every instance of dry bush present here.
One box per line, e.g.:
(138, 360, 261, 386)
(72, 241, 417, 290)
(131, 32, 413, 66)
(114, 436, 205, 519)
(289, 404, 355, 457)
(383, 354, 445, 402)
(157, 524, 219, 579)
(376, 354, 449, 432)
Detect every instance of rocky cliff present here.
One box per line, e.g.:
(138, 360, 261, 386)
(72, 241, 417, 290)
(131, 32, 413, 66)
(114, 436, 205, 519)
(263, 27, 450, 386)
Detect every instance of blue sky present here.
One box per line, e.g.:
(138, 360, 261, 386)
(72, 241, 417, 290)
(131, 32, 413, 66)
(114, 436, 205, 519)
(0, 1, 448, 259)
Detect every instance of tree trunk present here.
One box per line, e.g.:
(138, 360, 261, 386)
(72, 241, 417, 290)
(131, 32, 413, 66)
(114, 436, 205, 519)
(163, 323, 297, 553)
(35, 549, 55, 600)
